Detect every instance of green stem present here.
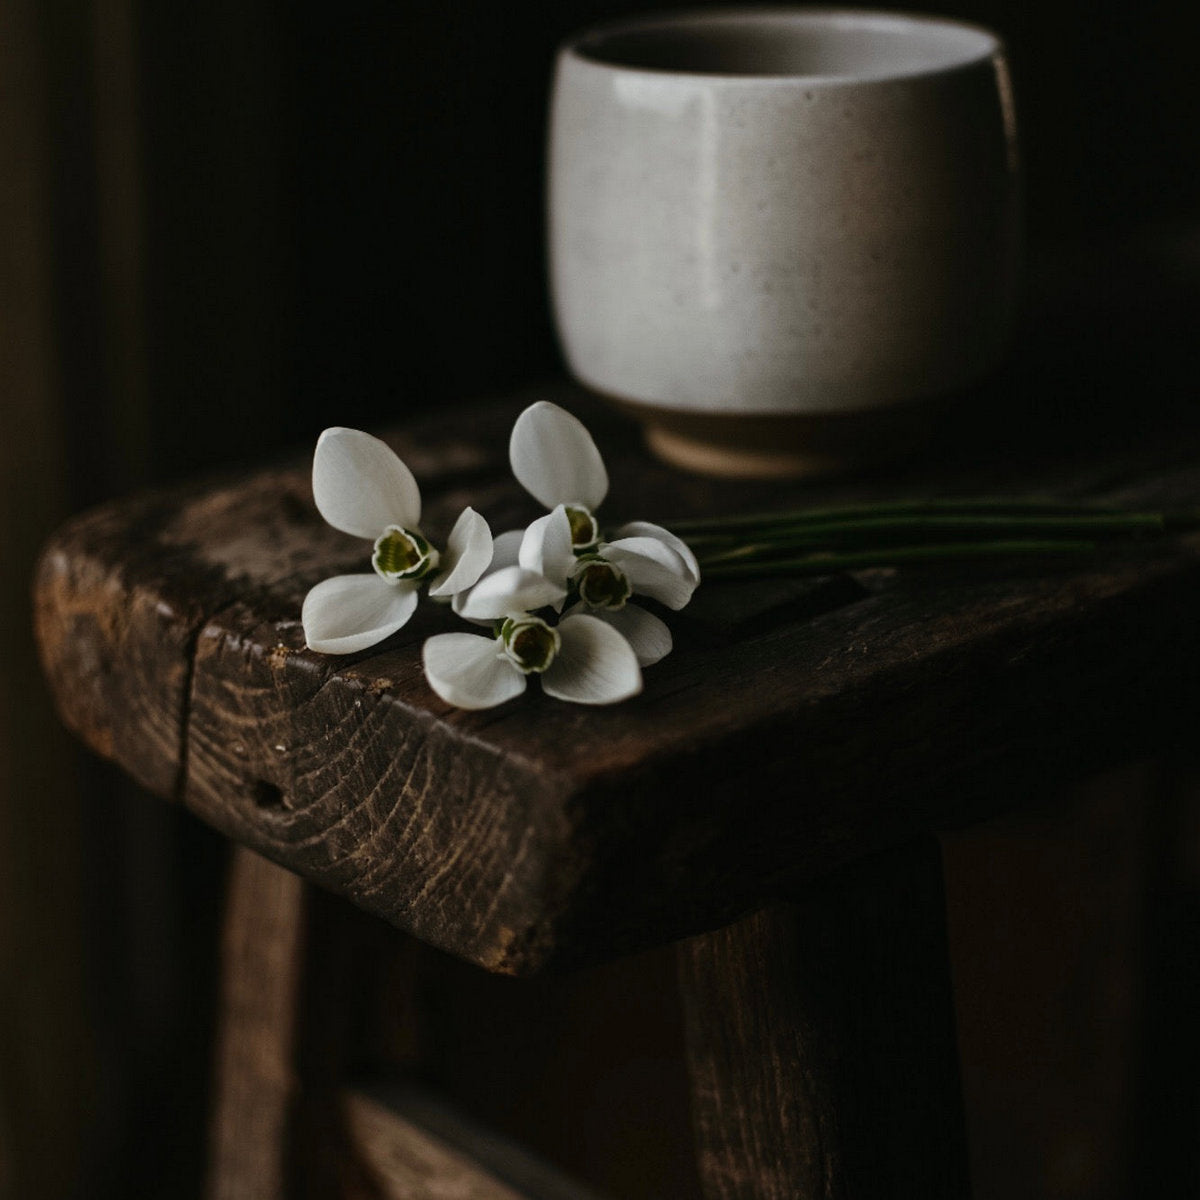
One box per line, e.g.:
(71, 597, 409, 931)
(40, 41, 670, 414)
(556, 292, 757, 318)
(698, 539, 1099, 580)
(669, 498, 1200, 537)
(692, 512, 1164, 564)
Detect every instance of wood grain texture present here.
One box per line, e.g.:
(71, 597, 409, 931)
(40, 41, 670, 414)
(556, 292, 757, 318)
(678, 838, 970, 1200)
(32, 374, 1200, 974)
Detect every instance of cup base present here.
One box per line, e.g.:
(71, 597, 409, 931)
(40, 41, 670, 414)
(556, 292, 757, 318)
(609, 398, 943, 479)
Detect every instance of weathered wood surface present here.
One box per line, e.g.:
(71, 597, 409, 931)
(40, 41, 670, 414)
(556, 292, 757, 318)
(32, 331, 1200, 973)
(678, 838, 970, 1200)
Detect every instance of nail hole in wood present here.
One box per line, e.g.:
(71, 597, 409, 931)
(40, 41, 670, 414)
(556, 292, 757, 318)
(251, 779, 286, 811)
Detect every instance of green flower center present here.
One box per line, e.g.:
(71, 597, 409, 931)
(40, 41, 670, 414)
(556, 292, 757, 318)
(575, 557, 630, 610)
(565, 504, 599, 550)
(500, 616, 560, 674)
(373, 525, 439, 583)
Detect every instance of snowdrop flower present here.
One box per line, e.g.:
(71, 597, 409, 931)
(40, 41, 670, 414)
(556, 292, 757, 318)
(423, 613, 641, 709)
(510, 401, 610, 551)
(302, 427, 492, 654)
(422, 566, 641, 709)
(525, 513, 699, 666)
(561, 523, 700, 667)
(509, 402, 700, 666)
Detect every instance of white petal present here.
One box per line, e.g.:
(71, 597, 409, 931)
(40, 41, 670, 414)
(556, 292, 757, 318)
(602, 537, 698, 610)
(423, 633, 526, 709)
(312, 427, 422, 538)
(427, 507, 493, 597)
(448, 598, 494, 628)
(490, 529, 525, 570)
(613, 521, 701, 585)
(541, 614, 642, 705)
(449, 530, 532, 624)
(568, 601, 673, 667)
(519, 506, 575, 589)
(509, 401, 608, 511)
(302, 574, 419, 654)
(456, 566, 567, 621)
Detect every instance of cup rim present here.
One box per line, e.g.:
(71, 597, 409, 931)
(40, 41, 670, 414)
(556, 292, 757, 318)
(559, 6, 1004, 86)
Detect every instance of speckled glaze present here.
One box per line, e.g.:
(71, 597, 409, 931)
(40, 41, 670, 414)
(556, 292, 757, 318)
(548, 8, 1020, 441)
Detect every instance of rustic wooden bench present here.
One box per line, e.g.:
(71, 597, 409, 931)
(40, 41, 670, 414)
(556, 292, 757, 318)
(33, 322, 1200, 1196)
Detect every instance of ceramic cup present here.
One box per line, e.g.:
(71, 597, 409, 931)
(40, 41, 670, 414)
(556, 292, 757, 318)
(548, 8, 1020, 476)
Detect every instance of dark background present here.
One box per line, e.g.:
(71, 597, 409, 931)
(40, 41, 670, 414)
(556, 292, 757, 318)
(38, 0, 1200, 491)
(2, 1, 1197, 1197)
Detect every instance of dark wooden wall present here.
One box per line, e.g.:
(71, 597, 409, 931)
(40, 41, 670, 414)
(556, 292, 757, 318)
(2, 1, 1197, 1198)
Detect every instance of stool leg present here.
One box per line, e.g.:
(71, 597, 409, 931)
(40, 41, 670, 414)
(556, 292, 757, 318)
(677, 836, 970, 1200)
(207, 847, 306, 1200)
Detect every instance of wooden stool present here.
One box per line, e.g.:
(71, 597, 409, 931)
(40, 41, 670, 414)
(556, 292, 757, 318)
(34, 385, 1200, 1198)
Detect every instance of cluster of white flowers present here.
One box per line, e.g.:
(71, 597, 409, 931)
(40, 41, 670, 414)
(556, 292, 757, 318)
(301, 401, 699, 708)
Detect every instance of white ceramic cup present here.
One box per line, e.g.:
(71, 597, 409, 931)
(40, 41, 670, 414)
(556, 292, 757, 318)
(548, 8, 1020, 476)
